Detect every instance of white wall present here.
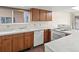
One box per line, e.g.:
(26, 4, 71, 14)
(0, 9, 72, 31)
(52, 11, 72, 28)
(73, 12, 79, 16)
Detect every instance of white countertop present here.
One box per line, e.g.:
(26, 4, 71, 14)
(45, 30, 79, 52)
(62, 30, 78, 33)
(0, 28, 49, 36)
(0, 27, 74, 36)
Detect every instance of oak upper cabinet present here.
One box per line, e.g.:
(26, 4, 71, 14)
(30, 8, 40, 21)
(44, 29, 51, 43)
(46, 11, 52, 21)
(12, 33, 24, 52)
(40, 10, 47, 21)
(30, 8, 52, 21)
(24, 32, 34, 49)
(0, 35, 12, 52)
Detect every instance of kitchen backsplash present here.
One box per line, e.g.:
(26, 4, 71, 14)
(0, 11, 72, 31)
(0, 21, 54, 31)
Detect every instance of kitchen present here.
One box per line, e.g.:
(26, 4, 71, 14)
(0, 6, 79, 52)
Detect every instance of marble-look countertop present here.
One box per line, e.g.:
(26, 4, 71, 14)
(0, 28, 49, 36)
(45, 30, 79, 52)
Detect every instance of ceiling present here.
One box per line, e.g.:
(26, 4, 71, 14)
(8, 6, 79, 12)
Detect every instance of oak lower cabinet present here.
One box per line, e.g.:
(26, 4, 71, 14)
(0, 35, 12, 52)
(24, 32, 34, 49)
(0, 31, 34, 52)
(44, 29, 51, 43)
(12, 33, 24, 52)
(0, 29, 51, 52)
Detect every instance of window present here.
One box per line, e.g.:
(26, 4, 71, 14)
(6, 17, 12, 23)
(13, 10, 29, 23)
(13, 10, 24, 23)
(24, 11, 29, 23)
(0, 17, 12, 24)
(0, 17, 6, 24)
(13, 17, 15, 23)
(0, 7, 29, 24)
(74, 16, 79, 30)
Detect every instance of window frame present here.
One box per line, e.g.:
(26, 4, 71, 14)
(0, 9, 29, 24)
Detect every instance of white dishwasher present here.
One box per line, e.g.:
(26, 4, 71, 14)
(34, 30, 44, 47)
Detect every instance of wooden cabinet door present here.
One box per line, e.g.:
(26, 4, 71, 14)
(30, 8, 52, 21)
(46, 11, 52, 21)
(44, 29, 51, 43)
(44, 29, 49, 43)
(24, 32, 34, 49)
(0, 36, 2, 51)
(12, 33, 24, 52)
(24, 37, 28, 49)
(30, 8, 40, 21)
(1, 35, 12, 52)
(40, 10, 47, 21)
(25, 37, 33, 49)
(28, 33, 34, 48)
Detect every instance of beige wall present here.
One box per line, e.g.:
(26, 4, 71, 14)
(0, 21, 53, 31)
(52, 11, 72, 28)
(0, 7, 12, 17)
(0, 7, 72, 31)
(0, 7, 53, 31)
